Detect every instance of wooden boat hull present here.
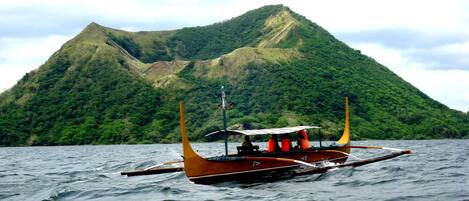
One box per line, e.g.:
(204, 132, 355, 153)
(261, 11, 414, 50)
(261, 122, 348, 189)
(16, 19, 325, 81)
(186, 150, 348, 184)
(179, 98, 351, 184)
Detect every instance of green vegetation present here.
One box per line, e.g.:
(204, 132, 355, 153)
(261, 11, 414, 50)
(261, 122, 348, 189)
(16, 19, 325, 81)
(1, 5, 468, 146)
(167, 5, 287, 60)
(142, 40, 174, 62)
(107, 32, 141, 58)
(0, 37, 177, 146)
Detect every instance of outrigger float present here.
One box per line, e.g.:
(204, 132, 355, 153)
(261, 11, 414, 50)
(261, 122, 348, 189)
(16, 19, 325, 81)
(122, 91, 411, 184)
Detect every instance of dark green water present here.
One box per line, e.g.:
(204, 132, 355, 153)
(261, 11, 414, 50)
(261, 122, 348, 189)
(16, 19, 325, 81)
(1, 140, 468, 200)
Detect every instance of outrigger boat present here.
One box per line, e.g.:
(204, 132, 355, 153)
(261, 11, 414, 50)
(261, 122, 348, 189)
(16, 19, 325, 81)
(122, 90, 411, 184)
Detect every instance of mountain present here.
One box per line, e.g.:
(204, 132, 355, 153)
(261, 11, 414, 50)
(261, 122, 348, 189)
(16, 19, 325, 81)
(1, 5, 468, 146)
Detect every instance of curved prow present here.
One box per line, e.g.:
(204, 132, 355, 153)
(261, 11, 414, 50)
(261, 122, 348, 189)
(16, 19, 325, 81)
(337, 97, 351, 153)
(179, 102, 203, 164)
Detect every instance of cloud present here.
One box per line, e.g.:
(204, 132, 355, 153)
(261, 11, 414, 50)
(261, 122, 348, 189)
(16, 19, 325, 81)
(0, 63, 35, 91)
(0, 0, 269, 37)
(348, 42, 430, 72)
(282, 0, 469, 34)
(339, 30, 469, 71)
(2, 0, 469, 35)
(405, 41, 469, 71)
(336, 30, 468, 49)
(0, 35, 71, 91)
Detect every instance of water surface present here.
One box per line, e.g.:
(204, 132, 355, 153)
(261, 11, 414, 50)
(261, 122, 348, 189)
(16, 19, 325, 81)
(1, 140, 468, 200)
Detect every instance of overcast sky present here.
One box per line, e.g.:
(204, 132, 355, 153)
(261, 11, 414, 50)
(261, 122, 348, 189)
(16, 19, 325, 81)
(1, 0, 468, 112)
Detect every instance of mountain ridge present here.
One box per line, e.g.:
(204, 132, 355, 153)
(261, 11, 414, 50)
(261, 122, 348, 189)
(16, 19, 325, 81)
(1, 5, 468, 146)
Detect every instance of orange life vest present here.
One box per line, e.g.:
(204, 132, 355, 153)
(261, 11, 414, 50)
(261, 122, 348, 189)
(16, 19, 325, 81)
(281, 138, 291, 152)
(299, 139, 311, 150)
(267, 138, 276, 152)
(299, 130, 311, 149)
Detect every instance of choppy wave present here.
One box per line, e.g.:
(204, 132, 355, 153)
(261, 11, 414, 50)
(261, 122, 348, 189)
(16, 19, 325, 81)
(0, 140, 468, 200)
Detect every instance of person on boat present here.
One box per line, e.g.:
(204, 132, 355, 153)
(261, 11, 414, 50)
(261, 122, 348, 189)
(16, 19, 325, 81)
(241, 135, 253, 148)
(296, 129, 311, 150)
(280, 134, 292, 152)
(266, 135, 281, 153)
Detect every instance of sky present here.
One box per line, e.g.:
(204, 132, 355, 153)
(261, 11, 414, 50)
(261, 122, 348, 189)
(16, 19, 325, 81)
(1, 0, 468, 112)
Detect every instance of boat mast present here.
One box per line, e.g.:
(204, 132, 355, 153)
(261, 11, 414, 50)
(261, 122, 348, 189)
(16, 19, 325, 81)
(319, 128, 322, 147)
(221, 86, 228, 155)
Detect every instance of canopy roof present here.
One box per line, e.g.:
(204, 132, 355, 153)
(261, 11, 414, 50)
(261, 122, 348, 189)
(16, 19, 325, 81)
(205, 126, 320, 137)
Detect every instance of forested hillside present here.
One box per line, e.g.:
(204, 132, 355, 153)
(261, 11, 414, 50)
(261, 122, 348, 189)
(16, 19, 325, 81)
(1, 5, 468, 146)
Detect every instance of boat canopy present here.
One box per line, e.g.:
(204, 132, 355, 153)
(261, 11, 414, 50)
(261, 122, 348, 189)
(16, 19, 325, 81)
(205, 126, 320, 137)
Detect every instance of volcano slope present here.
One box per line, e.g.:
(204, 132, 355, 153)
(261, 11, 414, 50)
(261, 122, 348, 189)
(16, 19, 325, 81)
(1, 5, 468, 146)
